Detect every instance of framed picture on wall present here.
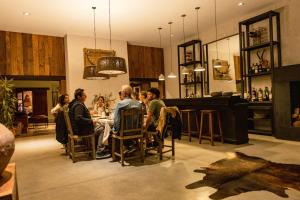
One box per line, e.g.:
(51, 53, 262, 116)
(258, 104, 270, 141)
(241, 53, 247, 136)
(212, 59, 232, 80)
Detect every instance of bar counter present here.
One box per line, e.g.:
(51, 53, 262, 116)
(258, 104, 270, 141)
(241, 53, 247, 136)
(163, 96, 249, 144)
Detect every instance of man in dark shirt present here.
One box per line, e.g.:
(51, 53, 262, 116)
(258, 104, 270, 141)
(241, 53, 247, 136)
(69, 88, 110, 159)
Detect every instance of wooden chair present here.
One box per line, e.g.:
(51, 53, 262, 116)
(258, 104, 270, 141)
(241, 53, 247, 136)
(63, 107, 96, 163)
(146, 107, 176, 160)
(199, 110, 224, 146)
(111, 108, 144, 166)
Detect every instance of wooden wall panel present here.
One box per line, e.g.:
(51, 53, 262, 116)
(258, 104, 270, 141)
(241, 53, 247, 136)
(0, 30, 65, 77)
(0, 31, 6, 75)
(128, 44, 164, 79)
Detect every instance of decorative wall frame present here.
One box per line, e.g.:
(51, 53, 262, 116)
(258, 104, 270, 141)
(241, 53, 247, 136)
(212, 59, 232, 80)
(83, 48, 116, 67)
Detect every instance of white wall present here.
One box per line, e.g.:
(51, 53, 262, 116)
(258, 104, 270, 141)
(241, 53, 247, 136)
(164, 0, 300, 98)
(65, 35, 129, 107)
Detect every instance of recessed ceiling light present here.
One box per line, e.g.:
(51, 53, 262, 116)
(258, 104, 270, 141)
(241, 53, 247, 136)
(238, 2, 245, 6)
(23, 12, 31, 16)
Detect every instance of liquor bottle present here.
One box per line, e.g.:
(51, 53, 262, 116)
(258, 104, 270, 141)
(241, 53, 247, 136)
(184, 75, 187, 83)
(254, 63, 259, 74)
(252, 87, 257, 102)
(264, 87, 270, 101)
(258, 88, 263, 101)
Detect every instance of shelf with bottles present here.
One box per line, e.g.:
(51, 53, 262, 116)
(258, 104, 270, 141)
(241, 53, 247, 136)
(245, 86, 272, 103)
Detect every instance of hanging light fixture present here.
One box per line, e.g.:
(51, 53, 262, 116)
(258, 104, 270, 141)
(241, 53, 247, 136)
(83, 7, 110, 80)
(157, 27, 165, 81)
(167, 22, 177, 79)
(213, 0, 222, 68)
(97, 0, 127, 75)
(181, 14, 190, 75)
(194, 7, 206, 72)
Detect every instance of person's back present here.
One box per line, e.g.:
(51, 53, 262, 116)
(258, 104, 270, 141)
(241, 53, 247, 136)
(148, 99, 165, 128)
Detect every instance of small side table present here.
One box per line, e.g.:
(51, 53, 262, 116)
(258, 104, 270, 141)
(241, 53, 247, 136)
(0, 163, 19, 200)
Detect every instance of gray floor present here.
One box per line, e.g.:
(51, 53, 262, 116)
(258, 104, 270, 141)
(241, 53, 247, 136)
(12, 134, 300, 200)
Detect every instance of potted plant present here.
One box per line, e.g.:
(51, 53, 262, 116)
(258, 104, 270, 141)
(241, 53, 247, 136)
(0, 77, 17, 129)
(0, 77, 16, 177)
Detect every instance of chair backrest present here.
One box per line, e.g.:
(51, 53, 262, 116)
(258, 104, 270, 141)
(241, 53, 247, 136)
(119, 108, 143, 137)
(157, 106, 180, 138)
(63, 106, 74, 136)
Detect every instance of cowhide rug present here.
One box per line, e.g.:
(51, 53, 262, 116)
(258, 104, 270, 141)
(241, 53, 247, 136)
(186, 152, 300, 200)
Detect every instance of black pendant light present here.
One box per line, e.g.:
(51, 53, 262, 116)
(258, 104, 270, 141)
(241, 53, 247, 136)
(157, 27, 165, 81)
(83, 6, 110, 80)
(194, 7, 206, 72)
(213, 0, 222, 68)
(97, 0, 127, 75)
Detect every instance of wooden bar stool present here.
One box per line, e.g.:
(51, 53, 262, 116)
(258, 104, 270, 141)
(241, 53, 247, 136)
(180, 109, 199, 142)
(199, 110, 224, 146)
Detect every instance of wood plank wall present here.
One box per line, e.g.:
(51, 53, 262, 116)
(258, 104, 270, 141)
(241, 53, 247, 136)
(0, 31, 65, 76)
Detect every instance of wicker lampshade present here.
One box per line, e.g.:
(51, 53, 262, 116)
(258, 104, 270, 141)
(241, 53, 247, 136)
(97, 56, 127, 75)
(83, 65, 110, 80)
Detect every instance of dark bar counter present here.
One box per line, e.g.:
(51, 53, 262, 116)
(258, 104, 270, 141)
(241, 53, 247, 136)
(163, 96, 249, 144)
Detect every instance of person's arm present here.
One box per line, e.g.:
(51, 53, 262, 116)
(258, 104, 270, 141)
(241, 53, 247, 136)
(112, 103, 121, 133)
(51, 104, 61, 115)
(74, 105, 93, 125)
(144, 101, 154, 129)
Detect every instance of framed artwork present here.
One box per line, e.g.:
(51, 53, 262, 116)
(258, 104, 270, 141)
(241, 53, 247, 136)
(212, 59, 232, 80)
(83, 48, 116, 67)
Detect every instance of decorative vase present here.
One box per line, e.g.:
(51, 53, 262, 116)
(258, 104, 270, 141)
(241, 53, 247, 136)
(0, 123, 15, 177)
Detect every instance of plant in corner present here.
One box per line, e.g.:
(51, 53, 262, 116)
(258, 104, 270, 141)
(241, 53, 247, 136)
(0, 77, 17, 129)
(0, 77, 16, 177)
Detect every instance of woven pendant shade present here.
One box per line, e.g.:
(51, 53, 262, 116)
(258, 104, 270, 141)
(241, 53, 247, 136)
(83, 65, 110, 80)
(97, 56, 127, 75)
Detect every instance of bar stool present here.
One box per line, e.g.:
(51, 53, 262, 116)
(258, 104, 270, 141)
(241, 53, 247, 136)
(180, 109, 199, 142)
(199, 110, 224, 146)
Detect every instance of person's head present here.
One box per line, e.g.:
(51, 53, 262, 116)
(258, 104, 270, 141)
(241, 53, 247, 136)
(139, 91, 147, 102)
(58, 94, 69, 106)
(147, 88, 160, 101)
(118, 91, 124, 100)
(121, 85, 132, 98)
(133, 92, 139, 101)
(74, 88, 87, 102)
(98, 96, 105, 104)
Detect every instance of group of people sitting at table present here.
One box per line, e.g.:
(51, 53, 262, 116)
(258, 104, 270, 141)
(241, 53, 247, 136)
(52, 85, 166, 159)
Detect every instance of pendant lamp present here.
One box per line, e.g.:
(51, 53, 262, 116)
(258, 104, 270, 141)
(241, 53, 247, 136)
(213, 0, 222, 68)
(194, 7, 206, 72)
(97, 0, 127, 75)
(157, 27, 165, 81)
(83, 7, 110, 80)
(181, 14, 190, 75)
(167, 22, 177, 79)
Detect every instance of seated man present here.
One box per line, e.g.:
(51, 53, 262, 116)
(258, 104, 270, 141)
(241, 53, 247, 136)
(112, 85, 142, 133)
(144, 87, 165, 132)
(69, 88, 110, 159)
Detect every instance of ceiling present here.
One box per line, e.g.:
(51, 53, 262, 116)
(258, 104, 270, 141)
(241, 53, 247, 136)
(0, 0, 280, 47)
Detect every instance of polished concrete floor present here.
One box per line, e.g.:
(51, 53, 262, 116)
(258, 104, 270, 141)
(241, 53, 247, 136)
(12, 134, 300, 200)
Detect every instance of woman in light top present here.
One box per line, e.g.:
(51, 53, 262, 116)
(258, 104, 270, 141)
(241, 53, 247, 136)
(94, 96, 106, 115)
(51, 94, 70, 116)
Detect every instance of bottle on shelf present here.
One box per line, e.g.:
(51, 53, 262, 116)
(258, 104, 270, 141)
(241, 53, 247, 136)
(264, 86, 270, 101)
(251, 87, 258, 101)
(258, 88, 263, 101)
(184, 75, 187, 83)
(254, 63, 259, 74)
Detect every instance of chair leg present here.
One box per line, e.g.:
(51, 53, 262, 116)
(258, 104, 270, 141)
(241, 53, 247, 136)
(199, 112, 204, 144)
(158, 137, 163, 160)
(188, 112, 191, 142)
(91, 136, 96, 160)
(112, 137, 116, 161)
(71, 139, 76, 162)
(140, 138, 144, 163)
(218, 112, 224, 143)
(120, 140, 124, 166)
(209, 113, 214, 146)
(172, 137, 175, 158)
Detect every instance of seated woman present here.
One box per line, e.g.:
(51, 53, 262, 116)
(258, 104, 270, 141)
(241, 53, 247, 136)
(51, 94, 69, 146)
(93, 96, 106, 115)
